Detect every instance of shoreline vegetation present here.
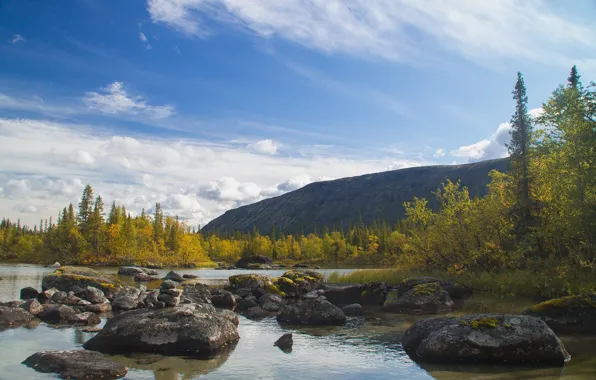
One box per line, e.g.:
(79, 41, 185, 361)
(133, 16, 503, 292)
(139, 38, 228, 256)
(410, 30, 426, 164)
(1, 67, 595, 301)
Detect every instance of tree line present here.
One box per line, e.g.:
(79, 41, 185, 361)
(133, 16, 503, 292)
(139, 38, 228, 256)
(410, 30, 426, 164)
(1, 66, 595, 273)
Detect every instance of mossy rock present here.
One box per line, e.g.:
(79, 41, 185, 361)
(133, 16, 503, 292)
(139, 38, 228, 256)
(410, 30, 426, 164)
(281, 270, 323, 284)
(42, 267, 122, 295)
(228, 274, 269, 290)
(383, 282, 453, 314)
(397, 277, 472, 300)
(271, 277, 297, 298)
(524, 293, 596, 333)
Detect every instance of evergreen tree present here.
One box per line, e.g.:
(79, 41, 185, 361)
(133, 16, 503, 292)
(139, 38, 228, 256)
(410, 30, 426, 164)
(78, 184, 94, 232)
(508, 72, 534, 239)
(567, 65, 581, 89)
(108, 201, 120, 225)
(153, 202, 163, 242)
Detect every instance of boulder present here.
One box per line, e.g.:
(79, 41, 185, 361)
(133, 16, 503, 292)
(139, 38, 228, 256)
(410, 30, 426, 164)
(37, 288, 58, 303)
(20, 286, 39, 300)
(23, 350, 127, 379)
(235, 288, 255, 298)
(0, 305, 34, 325)
(85, 302, 112, 313)
(303, 289, 325, 300)
(402, 314, 570, 365)
(164, 271, 184, 282)
(68, 312, 101, 325)
(51, 291, 68, 303)
(20, 299, 43, 316)
(211, 291, 236, 309)
(62, 294, 83, 306)
(112, 287, 142, 311)
(85, 286, 108, 304)
(228, 274, 269, 290)
(83, 304, 239, 357)
(117, 266, 145, 276)
(134, 273, 157, 282)
(161, 280, 178, 290)
(259, 294, 284, 312)
(396, 276, 472, 300)
(524, 293, 596, 334)
(38, 305, 76, 324)
(277, 298, 346, 325)
(235, 255, 273, 269)
(218, 309, 239, 326)
(181, 283, 212, 304)
(323, 282, 387, 306)
(183, 274, 198, 279)
(242, 306, 273, 320)
(383, 283, 453, 314)
(274, 333, 293, 353)
(42, 267, 122, 295)
(237, 295, 259, 310)
(342, 303, 364, 316)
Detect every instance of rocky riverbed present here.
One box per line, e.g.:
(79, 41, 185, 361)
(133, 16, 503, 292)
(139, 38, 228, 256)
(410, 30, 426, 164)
(1, 263, 596, 380)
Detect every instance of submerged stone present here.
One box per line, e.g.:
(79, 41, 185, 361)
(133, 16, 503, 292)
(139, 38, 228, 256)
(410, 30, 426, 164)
(23, 350, 127, 379)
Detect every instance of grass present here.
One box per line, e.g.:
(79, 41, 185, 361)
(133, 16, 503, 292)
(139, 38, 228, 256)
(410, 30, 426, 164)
(327, 267, 596, 300)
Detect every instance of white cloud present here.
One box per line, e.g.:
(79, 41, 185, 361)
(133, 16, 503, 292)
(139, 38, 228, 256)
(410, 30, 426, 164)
(83, 82, 175, 119)
(451, 107, 544, 162)
(249, 139, 280, 155)
(140, 32, 148, 42)
(0, 117, 426, 227)
(146, 0, 596, 67)
(17, 205, 37, 213)
(433, 148, 446, 158)
(11, 34, 25, 44)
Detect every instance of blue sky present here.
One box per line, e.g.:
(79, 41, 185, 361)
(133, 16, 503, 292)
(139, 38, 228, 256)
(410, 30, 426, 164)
(1, 0, 595, 227)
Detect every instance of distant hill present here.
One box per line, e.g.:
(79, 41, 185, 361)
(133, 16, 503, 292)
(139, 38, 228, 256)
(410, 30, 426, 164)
(201, 158, 509, 235)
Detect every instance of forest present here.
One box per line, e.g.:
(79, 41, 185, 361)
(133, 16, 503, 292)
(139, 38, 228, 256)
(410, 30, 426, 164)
(1, 66, 595, 297)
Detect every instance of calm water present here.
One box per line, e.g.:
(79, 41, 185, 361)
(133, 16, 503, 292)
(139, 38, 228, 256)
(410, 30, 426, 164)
(1, 264, 595, 380)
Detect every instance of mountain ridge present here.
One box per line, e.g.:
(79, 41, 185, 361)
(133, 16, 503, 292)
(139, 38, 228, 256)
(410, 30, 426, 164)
(202, 158, 509, 235)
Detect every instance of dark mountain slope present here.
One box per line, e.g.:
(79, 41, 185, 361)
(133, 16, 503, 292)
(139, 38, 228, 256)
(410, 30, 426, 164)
(202, 158, 509, 235)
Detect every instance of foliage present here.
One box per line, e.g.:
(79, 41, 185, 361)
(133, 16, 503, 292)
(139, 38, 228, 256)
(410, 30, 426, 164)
(1, 67, 595, 299)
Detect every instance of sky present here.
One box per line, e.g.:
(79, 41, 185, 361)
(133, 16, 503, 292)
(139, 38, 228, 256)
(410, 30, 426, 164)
(1, 0, 595, 228)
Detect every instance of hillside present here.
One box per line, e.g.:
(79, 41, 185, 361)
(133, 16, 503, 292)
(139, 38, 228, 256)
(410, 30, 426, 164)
(201, 158, 509, 235)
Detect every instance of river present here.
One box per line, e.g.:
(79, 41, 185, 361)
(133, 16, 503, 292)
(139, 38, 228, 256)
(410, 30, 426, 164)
(0, 264, 595, 380)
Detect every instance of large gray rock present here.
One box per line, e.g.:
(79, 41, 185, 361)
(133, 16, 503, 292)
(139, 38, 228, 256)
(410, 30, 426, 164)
(396, 276, 472, 300)
(402, 314, 570, 365)
(20, 299, 43, 316)
(0, 305, 34, 325)
(68, 312, 101, 325)
(211, 291, 236, 309)
(85, 286, 108, 304)
(323, 282, 387, 306)
(277, 298, 346, 325)
(112, 286, 142, 311)
(42, 267, 122, 295)
(342, 303, 364, 316)
(181, 283, 212, 304)
(117, 266, 145, 276)
(85, 302, 112, 313)
(524, 294, 596, 334)
(237, 295, 259, 310)
(260, 294, 284, 312)
(228, 274, 269, 290)
(20, 287, 39, 300)
(23, 350, 127, 379)
(164, 271, 184, 282)
(83, 304, 240, 357)
(383, 282, 453, 314)
(38, 305, 77, 324)
(134, 273, 157, 282)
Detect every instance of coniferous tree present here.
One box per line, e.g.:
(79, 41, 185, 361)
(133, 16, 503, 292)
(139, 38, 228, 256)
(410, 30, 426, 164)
(78, 185, 94, 232)
(567, 65, 581, 89)
(508, 72, 534, 239)
(153, 202, 163, 242)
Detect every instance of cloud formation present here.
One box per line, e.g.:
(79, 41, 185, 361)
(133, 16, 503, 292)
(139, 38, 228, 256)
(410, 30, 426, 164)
(0, 117, 424, 227)
(450, 108, 543, 162)
(249, 139, 280, 155)
(146, 0, 596, 67)
(11, 34, 25, 44)
(83, 82, 174, 119)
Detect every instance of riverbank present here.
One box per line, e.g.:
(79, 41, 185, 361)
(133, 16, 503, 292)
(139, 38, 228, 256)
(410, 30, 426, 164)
(328, 267, 596, 300)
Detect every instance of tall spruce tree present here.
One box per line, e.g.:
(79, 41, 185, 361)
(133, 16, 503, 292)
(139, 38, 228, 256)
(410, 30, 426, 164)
(567, 65, 581, 89)
(508, 72, 534, 238)
(78, 185, 94, 231)
(153, 202, 163, 242)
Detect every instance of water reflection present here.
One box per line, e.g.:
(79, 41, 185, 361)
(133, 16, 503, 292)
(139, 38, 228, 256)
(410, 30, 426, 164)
(109, 343, 237, 380)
